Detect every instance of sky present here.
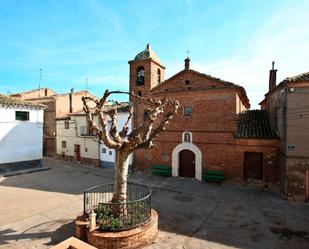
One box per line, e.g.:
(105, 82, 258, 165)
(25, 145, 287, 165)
(0, 0, 308, 108)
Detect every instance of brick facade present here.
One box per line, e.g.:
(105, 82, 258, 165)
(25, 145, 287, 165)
(129, 45, 279, 184)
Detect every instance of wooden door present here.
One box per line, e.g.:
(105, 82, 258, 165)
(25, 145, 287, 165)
(244, 152, 263, 180)
(179, 150, 195, 178)
(75, 144, 81, 161)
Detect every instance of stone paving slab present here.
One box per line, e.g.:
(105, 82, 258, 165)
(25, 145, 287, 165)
(0, 157, 308, 249)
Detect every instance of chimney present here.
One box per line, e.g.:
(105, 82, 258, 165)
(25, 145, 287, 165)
(69, 88, 74, 113)
(185, 57, 190, 70)
(269, 61, 277, 91)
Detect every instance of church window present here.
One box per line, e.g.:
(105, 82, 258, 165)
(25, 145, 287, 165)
(184, 106, 192, 116)
(136, 66, 145, 85)
(184, 132, 191, 142)
(157, 69, 161, 84)
(143, 110, 150, 119)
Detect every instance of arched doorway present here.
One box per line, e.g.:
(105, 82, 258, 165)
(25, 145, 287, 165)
(179, 150, 195, 178)
(172, 142, 202, 181)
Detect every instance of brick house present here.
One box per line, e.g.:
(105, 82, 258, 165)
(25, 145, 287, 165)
(129, 44, 279, 183)
(260, 65, 309, 201)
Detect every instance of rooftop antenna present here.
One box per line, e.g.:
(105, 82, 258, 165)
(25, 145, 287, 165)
(38, 68, 42, 88)
(85, 78, 91, 91)
(38, 68, 42, 97)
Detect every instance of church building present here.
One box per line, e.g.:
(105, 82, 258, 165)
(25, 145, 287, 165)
(129, 44, 279, 183)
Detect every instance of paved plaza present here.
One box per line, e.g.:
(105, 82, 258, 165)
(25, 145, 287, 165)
(0, 158, 308, 249)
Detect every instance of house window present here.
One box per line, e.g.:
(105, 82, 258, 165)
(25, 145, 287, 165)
(85, 148, 88, 152)
(15, 111, 29, 121)
(109, 150, 112, 155)
(80, 126, 86, 136)
(136, 66, 145, 85)
(64, 120, 69, 129)
(157, 69, 161, 84)
(62, 141, 67, 149)
(102, 148, 106, 154)
(184, 106, 192, 116)
(185, 80, 190, 85)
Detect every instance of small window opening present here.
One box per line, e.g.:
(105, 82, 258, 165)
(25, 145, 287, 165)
(137, 91, 142, 97)
(64, 120, 69, 129)
(185, 80, 190, 85)
(143, 110, 150, 120)
(62, 141, 67, 149)
(136, 66, 145, 85)
(184, 106, 192, 116)
(157, 69, 161, 84)
(15, 111, 29, 121)
(184, 132, 191, 142)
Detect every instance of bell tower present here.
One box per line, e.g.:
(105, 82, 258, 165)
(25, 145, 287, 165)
(128, 44, 165, 100)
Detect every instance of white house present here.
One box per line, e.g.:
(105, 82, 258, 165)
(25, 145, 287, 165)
(0, 94, 45, 173)
(100, 111, 133, 168)
(56, 102, 133, 168)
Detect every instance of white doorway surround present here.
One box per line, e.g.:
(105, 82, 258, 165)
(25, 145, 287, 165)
(172, 142, 202, 181)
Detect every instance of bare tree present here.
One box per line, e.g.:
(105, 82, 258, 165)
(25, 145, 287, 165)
(82, 90, 179, 204)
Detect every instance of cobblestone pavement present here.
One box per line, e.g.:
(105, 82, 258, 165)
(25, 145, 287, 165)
(0, 157, 308, 249)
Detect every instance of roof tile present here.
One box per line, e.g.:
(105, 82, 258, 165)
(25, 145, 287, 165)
(235, 110, 277, 139)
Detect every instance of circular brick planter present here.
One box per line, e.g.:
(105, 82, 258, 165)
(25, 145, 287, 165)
(87, 209, 158, 249)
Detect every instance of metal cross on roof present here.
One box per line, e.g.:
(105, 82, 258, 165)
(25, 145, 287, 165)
(186, 50, 190, 58)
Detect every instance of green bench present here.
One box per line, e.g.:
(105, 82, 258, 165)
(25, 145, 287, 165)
(152, 165, 171, 177)
(203, 170, 225, 183)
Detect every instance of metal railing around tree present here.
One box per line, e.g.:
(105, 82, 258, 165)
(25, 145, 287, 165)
(83, 183, 151, 231)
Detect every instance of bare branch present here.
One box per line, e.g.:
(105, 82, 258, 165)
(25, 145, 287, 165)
(82, 93, 121, 149)
(119, 105, 133, 138)
(135, 100, 180, 149)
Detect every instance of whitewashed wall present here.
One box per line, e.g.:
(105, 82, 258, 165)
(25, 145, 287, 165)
(100, 112, 133, 167)
(56, 112, 133, 167)
(0, 106, 44, 164)
(56, 115, 100, 160)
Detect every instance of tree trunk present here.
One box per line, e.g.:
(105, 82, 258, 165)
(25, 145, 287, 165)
(112, 149, 130, 203)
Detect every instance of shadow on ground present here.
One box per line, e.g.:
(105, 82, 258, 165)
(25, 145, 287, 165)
(0, 220, 74, 246)
(1, 158, 309, 249)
